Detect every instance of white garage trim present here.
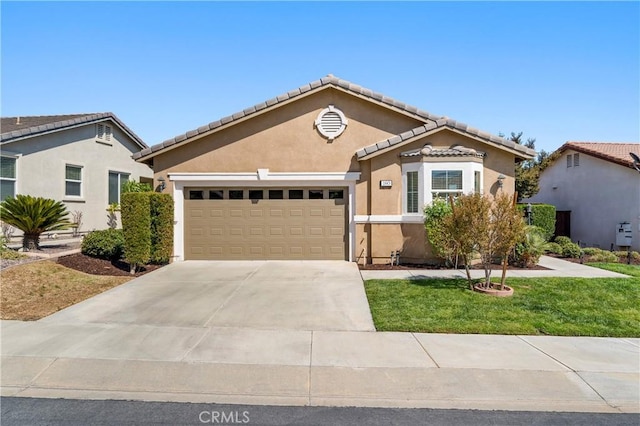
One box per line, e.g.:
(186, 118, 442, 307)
(354, 215, 425, 224)
(170, 170, 360, 262)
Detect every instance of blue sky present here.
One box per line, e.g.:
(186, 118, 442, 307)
(1, 1, 638, 154)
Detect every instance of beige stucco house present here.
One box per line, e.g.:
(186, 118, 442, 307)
(1, 113, 153, 234)
(526, 142, 640, 251)
(134, 75, 535, 263)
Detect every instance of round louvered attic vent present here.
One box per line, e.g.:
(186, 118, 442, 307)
(315, 105, 348, 141)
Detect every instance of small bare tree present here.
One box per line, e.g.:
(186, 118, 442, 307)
(444, 193, 491, 290)
(106, 203, 119, 229)
(491, 192, 526, 289)
(442, 192, 525, 292)
(1, 221, 15, 242)
(71, 210, 83, 237)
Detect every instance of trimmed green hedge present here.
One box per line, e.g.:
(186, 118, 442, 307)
(518, 203, 556, 241)
(121, 192, 152, 272)
(150, 193, 173, 264)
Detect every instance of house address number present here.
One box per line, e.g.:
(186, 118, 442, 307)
(380, 180, 393, 188)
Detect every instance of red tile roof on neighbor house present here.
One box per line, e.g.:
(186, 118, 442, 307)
(560, 142, 640, 169)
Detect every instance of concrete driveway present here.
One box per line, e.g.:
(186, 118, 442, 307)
(41, 261, 375, 331)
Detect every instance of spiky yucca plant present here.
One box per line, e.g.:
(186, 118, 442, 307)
(0, 195, 71, 250)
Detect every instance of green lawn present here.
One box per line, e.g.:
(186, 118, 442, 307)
(587, 262, 640, 278)
(364, 277, 640, 337)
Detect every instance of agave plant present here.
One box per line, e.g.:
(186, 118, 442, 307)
(0, 195, 71, 251)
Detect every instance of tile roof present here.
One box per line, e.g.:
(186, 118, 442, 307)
(560, 142, 639, 168)
(357, 118, 535, 160)
(133, 75, 532, 161)
(400, 144, 486, 158)
(1, 112, 147, 149)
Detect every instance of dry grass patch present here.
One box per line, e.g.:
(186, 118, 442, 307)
(1, 260, 132, 320)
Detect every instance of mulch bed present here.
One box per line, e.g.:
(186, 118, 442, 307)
(57, 253, 163, 277)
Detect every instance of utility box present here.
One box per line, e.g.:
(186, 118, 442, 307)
(616, 222, 632, 247)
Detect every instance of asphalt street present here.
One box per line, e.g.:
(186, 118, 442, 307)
(1, 398, 638, 426)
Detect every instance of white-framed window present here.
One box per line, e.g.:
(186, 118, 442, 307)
(573, 153, 580, 167)
(474, 170, 481, 194)
(431, 170, 463, 200)
(406, 171, 420, 213)
(108, 171, 129, 204)
(567, 154, 572, 168)
(97, 123, 112, 142)
(65, 164, 83, 197)
(0, 155, 17, 201)
(403, 161, 483, 213)
(402, 162, 423, 214)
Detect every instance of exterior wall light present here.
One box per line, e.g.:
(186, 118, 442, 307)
(157, 176, 166, 192)
(497, 174, 506, 189)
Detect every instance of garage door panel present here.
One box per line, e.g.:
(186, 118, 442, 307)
(185, 190, 346, 260)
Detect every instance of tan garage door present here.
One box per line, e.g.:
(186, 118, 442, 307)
(184, 188, 347, 260)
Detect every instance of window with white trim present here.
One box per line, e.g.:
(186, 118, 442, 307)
(65, 164, 83, 197)
(573, 153, 579, 167)
(431, 170, 463, 200)
(0, 156, 17, 201)
(97, 123, 112, 142)
(406, 171, 419, 213)
(566, 154, 572, 168)
(403, 161, 483, 212)
(108, 171, 129, 204)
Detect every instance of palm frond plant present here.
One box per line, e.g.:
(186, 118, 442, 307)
(0, 195, 71, 251)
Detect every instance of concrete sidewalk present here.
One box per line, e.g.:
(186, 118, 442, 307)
(2, 320, 638, 413)
(360, 255, 631, 280)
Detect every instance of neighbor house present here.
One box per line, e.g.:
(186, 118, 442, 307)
(526, 142, 640, 251)
(133, 75, 535, 264)
(1, 113, 153, 234)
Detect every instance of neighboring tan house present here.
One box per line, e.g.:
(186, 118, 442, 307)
(1, 113, 153, 234)
(133, 75, 535, 264)
(526, 142, 640, 251)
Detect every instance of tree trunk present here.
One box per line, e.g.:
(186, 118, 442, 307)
(22, 233, 40, 251)
(500, 256, 509, 290)
(129, 263, 137, 275)
(462, 254, 473, 290)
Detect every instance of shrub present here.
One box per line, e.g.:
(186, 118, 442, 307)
(562, 243, 582, 258)
(518, 203, 556, 241)
(545, 242, 563, 255)
(613, 250, 640, 261)
(554, 236, 581, 258)
(424, 199, 454, 265)
(582, 247, 600, 256)
(149, 193, 173, 264)
(589, 250, 618, 263)
(81, 229, 124, 260)
(122, 180, 152, 194)
(121, 192, 151, 273)
(554, 236, 572, 247)
(0, 235, 24, 260)
(513, 226, 547, 267)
